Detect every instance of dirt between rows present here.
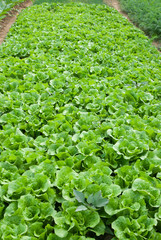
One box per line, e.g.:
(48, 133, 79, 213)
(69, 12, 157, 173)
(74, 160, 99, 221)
(104, 0, 130, 20)
(0, 0, 33, 44)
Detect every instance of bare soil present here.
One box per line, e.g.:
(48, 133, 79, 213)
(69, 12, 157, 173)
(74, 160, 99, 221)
(104, 0, 130, 20)
(0, 0, 33, 44)
(104, 0, 161, 51)
(104, 235, 113, 240)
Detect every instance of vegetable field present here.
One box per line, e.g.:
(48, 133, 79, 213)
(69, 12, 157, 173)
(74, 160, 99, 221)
(0, 2, 161, 240)
(119, 0, 161, 41)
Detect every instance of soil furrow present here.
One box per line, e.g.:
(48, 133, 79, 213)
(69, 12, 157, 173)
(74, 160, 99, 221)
(0, 0, 33, 45)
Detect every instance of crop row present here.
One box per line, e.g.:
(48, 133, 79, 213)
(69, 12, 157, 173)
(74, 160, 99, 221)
(0, 2, 161, 240)
(119, 0, 161, 41)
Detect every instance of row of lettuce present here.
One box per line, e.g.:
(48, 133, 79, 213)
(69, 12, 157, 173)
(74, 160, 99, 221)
(0, 2, 161, 240)
(119, 0, 161, 43)
(0, 0, 27, 20)
(1, 0, 161, 47)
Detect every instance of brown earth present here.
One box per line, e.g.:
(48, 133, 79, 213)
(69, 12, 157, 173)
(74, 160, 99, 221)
(0, 0, 33, 44)
(104, 235, 113, 240)
(104, 0, 130, 21)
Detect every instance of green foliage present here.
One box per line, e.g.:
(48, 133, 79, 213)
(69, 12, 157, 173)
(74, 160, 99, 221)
(34, 0, 104, 5)
(0, 0, 27, 20)
(119, 0, 161, 41)
(0, 2, 161, 240)
(73, 189, 109, 211)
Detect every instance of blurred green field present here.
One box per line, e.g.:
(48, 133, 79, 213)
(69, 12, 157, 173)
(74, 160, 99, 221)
(34, 0, 104, 4)
(119, 0, 161, 41)
(0, 0, 26, 20)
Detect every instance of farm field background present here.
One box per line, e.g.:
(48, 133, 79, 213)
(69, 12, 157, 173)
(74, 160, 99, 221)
(0, 1, 161, 240)
(118, 0, 161, 42)
(34, 0, 104, 4)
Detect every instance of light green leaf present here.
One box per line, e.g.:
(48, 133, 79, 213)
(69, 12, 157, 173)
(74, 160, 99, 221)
(54, 225, 68, 238)
(76, 205, 88, 212)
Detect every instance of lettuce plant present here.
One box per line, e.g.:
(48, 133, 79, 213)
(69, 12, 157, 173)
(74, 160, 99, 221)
(0, 2, 160, 240)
